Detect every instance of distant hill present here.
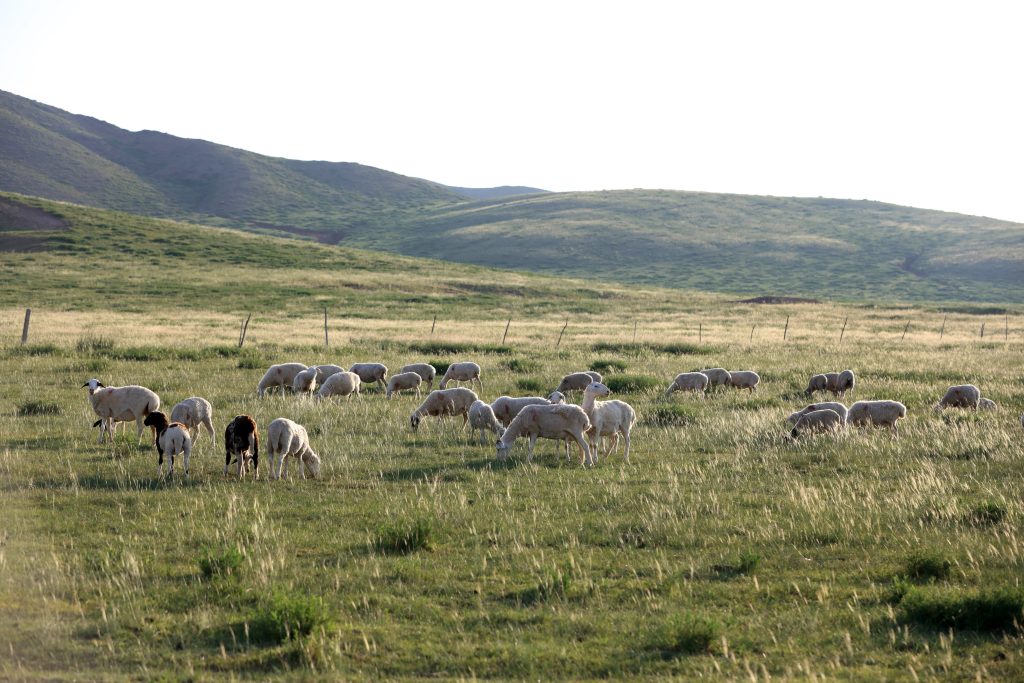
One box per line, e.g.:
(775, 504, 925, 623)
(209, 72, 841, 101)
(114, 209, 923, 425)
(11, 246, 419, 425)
(445, 185, 549, 200)
(2, 90, 1021, 304)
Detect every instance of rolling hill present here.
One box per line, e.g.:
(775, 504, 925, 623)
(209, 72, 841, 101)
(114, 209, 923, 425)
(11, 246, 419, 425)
(2, 89, 1021, 304)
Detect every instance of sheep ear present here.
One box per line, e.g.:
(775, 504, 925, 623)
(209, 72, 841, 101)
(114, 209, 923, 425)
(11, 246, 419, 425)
(82, 382, 90, 388)
(97, 382, 105, 388)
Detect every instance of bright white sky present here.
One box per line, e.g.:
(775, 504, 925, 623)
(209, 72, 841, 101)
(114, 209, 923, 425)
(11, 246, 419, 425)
(2, 0, 1023, 222)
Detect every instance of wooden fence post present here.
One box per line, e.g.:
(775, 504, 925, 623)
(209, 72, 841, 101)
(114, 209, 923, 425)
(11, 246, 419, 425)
(749, 324, 755, 342)
(699, 322, 702, 344)
(239, 312, 252, 348)
(324, 307, 329, 348)
(20, 308, 31, 346)
(783, 316, 789, 341)
(1006, 315, 1009, 341)
(501, 318, 511, 345)
(980, 323, 985, 339)
(632, 320, 637, 344)
(939, 314, 946, 340)
(838, 316, 848, 344)
(901, 320, 911, 342)
(430, 315, 436, 336)
(556, 319, 568, 348)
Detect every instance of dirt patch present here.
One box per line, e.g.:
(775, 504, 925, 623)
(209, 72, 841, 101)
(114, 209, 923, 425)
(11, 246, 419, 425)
(0, 196, 70, 251)
(733, 296, 821, 305)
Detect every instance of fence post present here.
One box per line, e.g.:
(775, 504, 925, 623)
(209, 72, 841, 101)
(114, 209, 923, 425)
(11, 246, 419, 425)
(1006, 315, 1009, 341)
(632, 320, 637, 344)
(980, 323, 985, 339)
(939, 314, 946, 340)
(556, 319, 568, 348)
(501, 318, 511, 345)
(324, 307, 329, 348)
(783, 315, 789, 341)
(239, 313, 252, 348)
(749, 324, 755, 342)
(430, 315, 436, 336)
(901, 320, 911, 342)
(838, 316, 848, 344)
(699, 322, 702, 344)
(20, 308, 31, 346)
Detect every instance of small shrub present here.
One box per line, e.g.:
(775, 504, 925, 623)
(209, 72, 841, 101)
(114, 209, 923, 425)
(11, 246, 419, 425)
(516, 567, 574, 606)
(900, 586, 1024, 632)
(590, 358, 627, 373)
(428, 360, 452, 376)
(198, 546, 244, 579)
(903, 550, 952, 581)
(712, 551, 761, 579)
(505, 358, 540, 373)
(967, 500, 1007, 526)
(17, 400, 62, 416)
(605, 374, 660, 393)
(516, 378, 546, 393)
(76, 336, 115, 354)
(646, 404, 696, 426)
(652, 613, 720, 657)
(237, 352, 266, 369)
(249, 590, 332, 643)
(373, 517, 433, 555)
(15, 343, 60, 356)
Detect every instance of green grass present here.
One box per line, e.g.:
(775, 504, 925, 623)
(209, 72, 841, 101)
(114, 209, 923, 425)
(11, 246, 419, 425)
(605, 374, 661, 393)
(900, 587, 1024, 632)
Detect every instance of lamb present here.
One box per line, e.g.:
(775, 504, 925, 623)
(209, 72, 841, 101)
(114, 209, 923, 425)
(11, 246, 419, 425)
(490, 395, 552, 427)
(581, 382, 637, 461)
(400, 363, 437, 391)
(349, 362, 388, 390)
(495, 403, 593, 465)
(316, 371, 361, 400)
(83, 378, 160, 443)
(836, 370, 856, 397)
(728, 370, 760, 392)
(224, 415, 259, 478)
(169, 397, 216, 446)
(665, 372, 709, 397)
(848, 400, 907, 434)
(386, 371, 423, 399)
(143, 410, 192, 477)
(409, 387, 479, 431)
(787, 402, 849, 426)
(547, 391, 567, 404)
(468, 400, 505, 444)
(555, 371, 604, 394)
(789, 409, 844, 440)
(804, 370, 856, 398)
(291, 366, 319, 395)
(700, 368, 732, 389)
(438, 362, 483, 391)
(978, 397, 998, 411)
(257, 363, 308, 397)
(313, 364, 345, 383)
(266, 418, 321, 480)
(935, 384, 981, 411)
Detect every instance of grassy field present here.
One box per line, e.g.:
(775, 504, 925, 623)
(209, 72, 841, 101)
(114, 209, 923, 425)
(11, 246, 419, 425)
(2, 199, 1023, 680)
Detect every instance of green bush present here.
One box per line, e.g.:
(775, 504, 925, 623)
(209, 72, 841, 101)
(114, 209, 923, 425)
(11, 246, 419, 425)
(605, 375, 660, 393)
(505, 358, 540, 373)
(17, 400, 62, 416)
(903, 550, 952, 581)
(373, 517, 433, 555)
(249, 590, 332, 643)
(428, 360, 452, 376)
(646, 404, 696, 426)
(967, 500, 1008, 526)
(198, 546, 244, 579)
(652, 613, 720, 657)
(712, 552, 761, 579)
(516, 378, 546, 393)
(900, 586, 1024, 632)
(590, 358, 627, 373)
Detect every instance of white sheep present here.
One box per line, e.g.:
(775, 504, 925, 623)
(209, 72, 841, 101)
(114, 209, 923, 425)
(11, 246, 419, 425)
(789, 409, 844, 440)
(978, 397, 998, 411)
(349, 362, 388, 390)
(257, 363, 308, 397)
(700, 368, 733, 389)
(848, 400, 907, 434)
(291, 366, 319, 395)
(266, 418, 321, 480)
(787, 401, 849, 426)
(83, 378, 160, 443)
(581, 382, 637, 461)
(313, 364, 345, 383)
(665, 372, 709, 397)
(935, 384, 981, 411)
(400, 363, 437, 391)
(409, 387, 479, 431)
(728, 370, 760, 392)
(495, 403, 593, 466)
(169, 397, 216, 446)
(316, 371, 361, 400)
(386, 371, 423, 399)
(468, 400, 506, 444)
(837, 370, 856, 397)
(556, 371, 603, 394)
(438, 362, 483, 391)
(547, 391, 567, 404)
(805, 370, 856, 398)
(143, 410, 192, 477)
(490, 395, 552, 427)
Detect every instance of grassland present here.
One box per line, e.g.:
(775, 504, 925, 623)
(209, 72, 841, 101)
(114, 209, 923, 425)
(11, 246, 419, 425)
(2, 198, 1023, 681)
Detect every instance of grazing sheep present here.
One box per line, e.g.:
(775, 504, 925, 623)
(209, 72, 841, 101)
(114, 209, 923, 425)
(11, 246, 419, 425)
(547, 391, 567, 404)
(83, 378, 160, 443)
(978, 397, 998, 411)
(349, 362, 388, 390)
(700, 368, 733, 389)
(266, 418, 321, 480)
(728, 370, 760, 392)
(438, 362, 483, 391)
(469, 400, 505, 444)
(313, 364, 345, 383)
(789, 409, 844, 440)
(556, 371, 604, 394)
(257, 363, 308, 397)
(409, 387, 479, 431)
(143, 410, 192, 477)
(386, 371, 423, 399)
(316, 371, 361, 400)
(400, 363, 437, 391)
(490, 395, 552, 427)
(848, 400, 907, 434)
(170, 397, 216, 446)
(291, 366, 319, 395)
(581, 382, 637, 461)
(787, 402, 849, 426)
(495, 404, 593, 465)
(836, 369, 856, 397)
(665, 372, 709, 397)
(224, 415, 259, 478)
(805, 370, 856, 398)
(935, 384, 982, 411)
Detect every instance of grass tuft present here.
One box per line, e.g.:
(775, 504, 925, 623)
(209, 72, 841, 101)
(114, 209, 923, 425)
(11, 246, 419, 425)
(17, 400, 62, 416)
(646, 403, 696, 426)
(605, 374, 660, 393)
(966, 500, 1008, 526)
(651, 613, 720, 657)
(505, 358, 540, 373)
(590, 358, 627, 373)
(198, 546, 245, 579)
(903, 550, 953, 581)
(712, 551, 761, 579)
(249, 590, 332, 643)
(900, 586, 1024, 632)
(373, 517, 433, 555)
(516, 378, 546, 393)
(75, 336, 115, 354)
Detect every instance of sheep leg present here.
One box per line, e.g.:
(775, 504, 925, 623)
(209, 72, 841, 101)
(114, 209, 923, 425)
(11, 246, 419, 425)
(571, 432, 592, 466)
(135, 416, 146, 444)
(622, 429, 631, 462)
(527, 434, 537, 463)
(183, 441, 191, 477)
(203, 418, 216, 447)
